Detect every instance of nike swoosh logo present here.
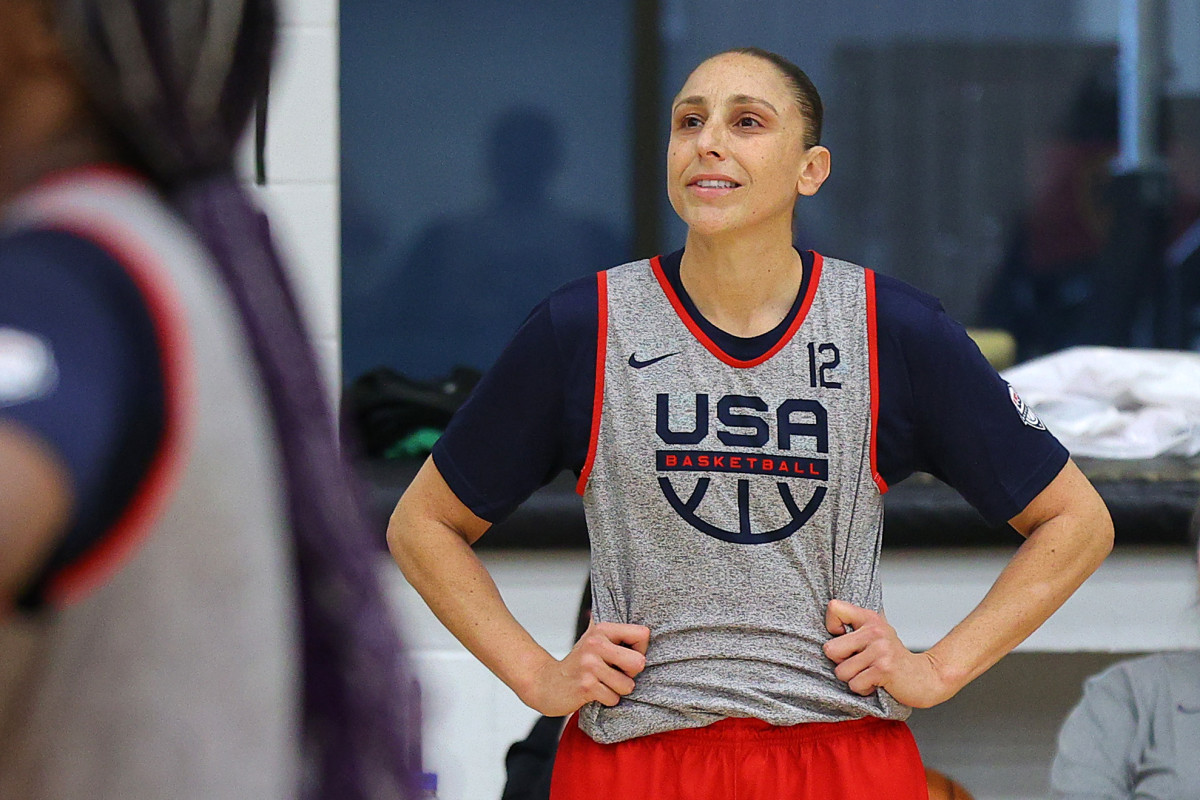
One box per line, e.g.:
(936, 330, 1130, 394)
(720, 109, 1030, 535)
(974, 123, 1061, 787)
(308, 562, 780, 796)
(628, 352, 679, 369)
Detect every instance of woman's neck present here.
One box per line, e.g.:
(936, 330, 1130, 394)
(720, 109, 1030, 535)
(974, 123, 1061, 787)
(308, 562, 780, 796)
(679, 230, 803, 338)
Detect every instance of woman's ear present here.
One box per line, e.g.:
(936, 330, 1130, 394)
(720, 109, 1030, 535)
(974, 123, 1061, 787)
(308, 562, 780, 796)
(796, 146, 831, 197)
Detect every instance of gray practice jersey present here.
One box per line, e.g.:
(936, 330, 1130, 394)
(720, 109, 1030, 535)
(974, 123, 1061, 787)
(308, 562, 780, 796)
(578, 254, 907, 744)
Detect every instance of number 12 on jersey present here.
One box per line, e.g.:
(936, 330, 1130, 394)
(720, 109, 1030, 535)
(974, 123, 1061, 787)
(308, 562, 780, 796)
(807, 342, 841, 389)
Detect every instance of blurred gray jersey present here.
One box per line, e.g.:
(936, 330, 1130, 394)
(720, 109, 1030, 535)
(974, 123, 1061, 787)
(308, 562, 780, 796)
(0, 170, 300, 799)
(579, 254, 907, 744)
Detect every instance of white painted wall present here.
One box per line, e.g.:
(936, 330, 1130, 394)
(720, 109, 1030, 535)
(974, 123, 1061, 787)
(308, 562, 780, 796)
(241, 0, 341, 395)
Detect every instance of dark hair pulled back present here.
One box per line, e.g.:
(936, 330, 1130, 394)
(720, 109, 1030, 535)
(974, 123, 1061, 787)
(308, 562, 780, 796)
(722, 46, 823, 148)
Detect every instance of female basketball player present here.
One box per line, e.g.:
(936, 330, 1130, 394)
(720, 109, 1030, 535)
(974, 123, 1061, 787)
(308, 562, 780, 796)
(389, 48, 1113, 798)
(0, 1, 416, 797)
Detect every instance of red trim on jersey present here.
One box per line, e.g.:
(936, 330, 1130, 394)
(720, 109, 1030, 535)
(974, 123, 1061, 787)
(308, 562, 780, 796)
(865, 269, 887, 494)
(650, 251, 824, 369)
(36, 163, 147, 191)
(576, 271, 608, 495)
(40, 209, 194, 608)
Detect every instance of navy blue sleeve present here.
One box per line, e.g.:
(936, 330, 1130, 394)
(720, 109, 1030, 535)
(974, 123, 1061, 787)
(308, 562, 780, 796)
(874, 274, 1068, 526)
(431, 275, 599, 523)
(0, 229, 165, 594)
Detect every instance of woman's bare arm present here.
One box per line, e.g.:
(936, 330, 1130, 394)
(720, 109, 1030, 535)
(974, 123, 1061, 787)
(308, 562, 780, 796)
(0, 421, 73, 612)
(387, 457, 649, 716)
(824, 458, 1113, 707)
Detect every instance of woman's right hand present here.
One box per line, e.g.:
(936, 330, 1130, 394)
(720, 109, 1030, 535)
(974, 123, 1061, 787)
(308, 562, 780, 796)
(521, 620, 651, 717)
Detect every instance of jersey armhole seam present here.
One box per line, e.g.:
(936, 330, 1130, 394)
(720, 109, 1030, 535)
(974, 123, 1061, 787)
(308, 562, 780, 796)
(575, 271, 607, 495)
(865, 268, 887, 494)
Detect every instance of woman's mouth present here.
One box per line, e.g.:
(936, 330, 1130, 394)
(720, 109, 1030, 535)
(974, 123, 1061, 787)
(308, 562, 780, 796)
(688, 176, 742, 197)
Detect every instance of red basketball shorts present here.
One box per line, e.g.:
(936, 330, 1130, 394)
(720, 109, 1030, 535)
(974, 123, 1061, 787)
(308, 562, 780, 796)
(550, 713, 928, 800)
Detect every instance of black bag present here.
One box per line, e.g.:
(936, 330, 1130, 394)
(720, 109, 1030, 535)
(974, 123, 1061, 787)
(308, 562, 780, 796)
(342, 366, 481, 458)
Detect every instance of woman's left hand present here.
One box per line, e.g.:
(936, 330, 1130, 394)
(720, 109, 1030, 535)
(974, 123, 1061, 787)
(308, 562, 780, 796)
(822, 599, 957, 709)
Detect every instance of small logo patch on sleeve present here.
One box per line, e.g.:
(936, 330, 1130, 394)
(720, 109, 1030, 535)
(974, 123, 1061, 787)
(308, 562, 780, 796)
(0, 327, 59, 407)
(1007, 383, 1046, 430)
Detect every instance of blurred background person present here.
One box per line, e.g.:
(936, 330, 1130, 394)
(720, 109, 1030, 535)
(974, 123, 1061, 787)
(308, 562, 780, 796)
(1049, 504, 1200, 798)
(345, 105, 628, 381)
(0, 0, 417, 798)
(982, 61, 1200, 360)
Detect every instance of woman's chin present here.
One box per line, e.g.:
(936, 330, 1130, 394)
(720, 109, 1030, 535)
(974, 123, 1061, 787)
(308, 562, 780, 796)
(683, 212, 745, 239)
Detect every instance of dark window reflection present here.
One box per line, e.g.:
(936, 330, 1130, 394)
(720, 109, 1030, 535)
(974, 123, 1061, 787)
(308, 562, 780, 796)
(341, 1, 632, 383)
(982, 63, 1200, 357)
(380, 107, 625, 378)
(659, 0, 1200, 357)
(343, 0, 1200, 383)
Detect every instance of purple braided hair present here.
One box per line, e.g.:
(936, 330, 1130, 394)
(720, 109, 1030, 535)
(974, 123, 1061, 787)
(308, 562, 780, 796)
(52, 1, 421, 796)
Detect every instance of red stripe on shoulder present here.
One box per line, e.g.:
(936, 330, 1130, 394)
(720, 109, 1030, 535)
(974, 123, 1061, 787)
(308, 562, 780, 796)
(43, 216, 195, 607)
(36, 164, 146, 193)
(865, 268, 887, 494)
(576, 270, 608, 495)
(651, 252, 823, 368)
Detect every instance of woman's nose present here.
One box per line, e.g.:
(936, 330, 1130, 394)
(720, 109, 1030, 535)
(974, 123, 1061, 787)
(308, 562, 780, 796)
(696, 120, 725, 159)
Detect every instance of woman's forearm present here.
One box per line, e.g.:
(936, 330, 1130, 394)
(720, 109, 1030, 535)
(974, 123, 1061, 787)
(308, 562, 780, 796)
(386, 462, 553, 703)
(825, 459, 1113, 707)
(928, 463, 1113, 693)
(387, 458, 651, 717)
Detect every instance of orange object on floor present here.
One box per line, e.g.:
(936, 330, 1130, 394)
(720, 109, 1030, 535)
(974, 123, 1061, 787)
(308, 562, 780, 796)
(925, 767, 976, 800)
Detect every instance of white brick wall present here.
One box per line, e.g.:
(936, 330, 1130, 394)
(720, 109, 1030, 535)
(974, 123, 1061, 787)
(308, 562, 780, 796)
(386, 552, 591, 800)
(242, 0, 341, 395)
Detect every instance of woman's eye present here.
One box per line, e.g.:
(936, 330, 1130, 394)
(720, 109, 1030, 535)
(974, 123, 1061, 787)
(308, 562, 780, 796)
(736, 116, 762, 128)
(679, 114, 703, 128)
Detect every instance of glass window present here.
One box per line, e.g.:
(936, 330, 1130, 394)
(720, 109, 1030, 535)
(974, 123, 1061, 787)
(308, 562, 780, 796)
(656, 0, 1200, 358)
(341, 0, 633, 382)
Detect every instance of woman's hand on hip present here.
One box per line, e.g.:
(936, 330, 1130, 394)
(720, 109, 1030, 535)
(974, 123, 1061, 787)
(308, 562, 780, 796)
(522, 620, 651, 717)
(823, 599, 955, 709)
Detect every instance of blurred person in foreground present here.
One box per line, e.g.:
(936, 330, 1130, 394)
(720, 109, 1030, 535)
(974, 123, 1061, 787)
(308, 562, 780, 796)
(1050, 507, 1200, 799)
(0, 1, 417, 798)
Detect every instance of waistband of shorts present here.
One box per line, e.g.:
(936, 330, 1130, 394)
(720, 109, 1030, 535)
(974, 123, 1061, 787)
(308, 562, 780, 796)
(637, 715, 903, 746)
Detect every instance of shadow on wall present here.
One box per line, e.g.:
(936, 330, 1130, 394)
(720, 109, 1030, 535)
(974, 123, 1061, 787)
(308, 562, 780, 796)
(346, 105, 628, 381)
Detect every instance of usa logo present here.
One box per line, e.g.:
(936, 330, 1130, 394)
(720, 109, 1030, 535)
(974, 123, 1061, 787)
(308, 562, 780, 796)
(1007, 384, 1046, 430)
(655, 393, 828, 544)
